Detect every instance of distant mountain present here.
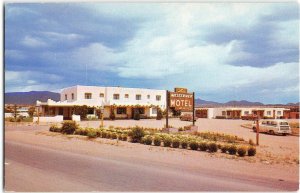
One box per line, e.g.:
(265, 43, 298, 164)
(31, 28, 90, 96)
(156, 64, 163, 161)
(5, 91, 60, 105)
(195, 99, 264, 107)
(224, 100, 264, 106)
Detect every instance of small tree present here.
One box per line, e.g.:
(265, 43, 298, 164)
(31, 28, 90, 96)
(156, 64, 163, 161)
(73, 105, 89, 120)
(13, 104, 19, 121)
(110, 106, 116, 120)
(28, 106, 35, 117)
(156, 107, 163, 120)
(171, 107, 181, 117)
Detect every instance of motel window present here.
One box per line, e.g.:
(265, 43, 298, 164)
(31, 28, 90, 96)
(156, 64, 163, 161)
(113, 94, 120, 100)
(277, 111, 281, 115)
(136, 94, 141, 100)
(156, 95, 161, 101)
(136, 108, 145, 114)
(244, 111, 249, 115)
(147, 95, 150, 99)
(71, 93, 74, 100)
(267, 111, 271, 116)
(65, 94, 67, 100)
(125, 94, 129, 98)
(117, 107, 127, 114)
(85, 93, 92, 99)
(100, 93, 104, 98)
(152, 108, 157, 114)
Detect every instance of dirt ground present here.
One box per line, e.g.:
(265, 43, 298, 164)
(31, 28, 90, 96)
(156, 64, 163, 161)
(6, 118, 299, 166)
(5, 122, 299, 190)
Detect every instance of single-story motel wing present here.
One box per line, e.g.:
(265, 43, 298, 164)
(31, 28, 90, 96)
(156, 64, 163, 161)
(33, 85, 299, 122)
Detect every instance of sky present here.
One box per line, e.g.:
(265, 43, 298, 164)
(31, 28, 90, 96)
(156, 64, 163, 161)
(4, 2, 299, 104)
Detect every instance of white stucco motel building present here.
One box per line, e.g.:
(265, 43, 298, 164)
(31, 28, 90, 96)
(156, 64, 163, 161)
(35, 85, 166, 122)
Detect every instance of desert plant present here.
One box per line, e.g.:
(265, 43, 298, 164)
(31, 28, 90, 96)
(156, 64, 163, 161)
(163, 136, 172, 147)
(101, 131, 107, 138)
(189, 140, 199, 150)
(208, 142, 218, 153)
(121, 134, 128, 141)
(247, 146, 256, 156)
(106, 132, 112, 139)
(181, 139, 188, 149)
(144, 135, 153, 145)
(221, 145, 229, 153)
(87, 130, 97, 138)
(237, 146, 247, 157)
(111, 132, 118, 139)
(172, 138, 180, 148)
(129, 126, 145, 143)
(153, 135, 162, 146)
(228, 145, 237, 155)
(49, 124, 61, 132)
(199, 141, 208, 151)
(61, 120, 78, 134)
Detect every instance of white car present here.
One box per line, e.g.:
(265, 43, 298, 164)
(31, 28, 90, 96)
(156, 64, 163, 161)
(252, 119, 291, 135)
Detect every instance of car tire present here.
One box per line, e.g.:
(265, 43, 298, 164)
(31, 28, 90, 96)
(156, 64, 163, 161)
(269, 130, 275, 135)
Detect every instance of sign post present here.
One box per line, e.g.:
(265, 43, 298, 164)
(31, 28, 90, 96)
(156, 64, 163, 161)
(100, 106, 104, 128)
(192, 92, 195, 126)
(256, 115, 260, 146)
(166, 90, 169, 128)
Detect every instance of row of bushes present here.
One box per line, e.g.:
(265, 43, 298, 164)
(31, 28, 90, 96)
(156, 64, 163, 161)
(140, 134, 256, 156)
(49, 121, 256, 157)
(194, 131, 245, 144)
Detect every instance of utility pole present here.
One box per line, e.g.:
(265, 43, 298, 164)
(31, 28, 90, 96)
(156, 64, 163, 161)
(192, 92, 195, 126)
(256, 115, 259, 146)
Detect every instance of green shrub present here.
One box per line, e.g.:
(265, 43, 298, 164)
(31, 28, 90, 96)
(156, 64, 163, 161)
(106, 132, 112, 139)
(61, 121, 78, 134)
(172, 138, 180, 148)
(111, 132, 118, 139)
(247, 146, 256, 156)
(87, 130, 97, 138)
(189, 141, 199, 150)
(208, 142, 218, 153)
(199, 142, 208, 151)
(140, 136, 146, 144)
(217, 143, 222, 149)
(121, 134, 128, 141)
(144, 135, 153, 145)
(95, 129, 103, 137)
(237, 146, 247, 157)
(163, 136, 172, 147)
(101, 131, 107, 138)
(221, 145, 229, 153)
(49, 124, 61, 132)
(153, 135, 162, 146)
(129, 126, 145, 143)
(228, 145, 237, 155)
(181, 139, 188, 149)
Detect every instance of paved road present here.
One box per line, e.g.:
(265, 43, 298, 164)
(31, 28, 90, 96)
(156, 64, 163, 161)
(5, 140, 298, 192)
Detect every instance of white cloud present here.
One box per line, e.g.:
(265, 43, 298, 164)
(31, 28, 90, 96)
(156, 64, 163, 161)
(41, 31, 84, 42)
(21, 35, 47, 48)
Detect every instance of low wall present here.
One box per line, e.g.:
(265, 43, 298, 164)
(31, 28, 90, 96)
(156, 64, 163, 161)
(33, 116, 63, 123)
(72, 115, 81, 121)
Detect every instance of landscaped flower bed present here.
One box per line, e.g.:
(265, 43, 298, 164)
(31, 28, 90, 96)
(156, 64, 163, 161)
(49, 122, 256, 157)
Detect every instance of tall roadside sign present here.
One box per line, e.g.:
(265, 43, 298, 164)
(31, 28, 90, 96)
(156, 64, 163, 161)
(166, 88, 195, 128)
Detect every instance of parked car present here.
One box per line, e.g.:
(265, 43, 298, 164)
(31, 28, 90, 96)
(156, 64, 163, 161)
(252, 119, 291, 135)
(180, 114, 198, 122)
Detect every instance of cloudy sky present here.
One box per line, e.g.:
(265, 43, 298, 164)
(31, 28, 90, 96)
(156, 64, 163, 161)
(5, 3, 299, 103)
